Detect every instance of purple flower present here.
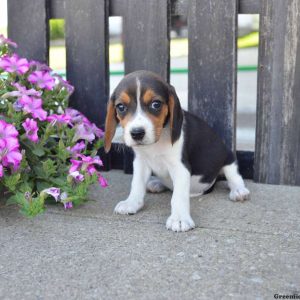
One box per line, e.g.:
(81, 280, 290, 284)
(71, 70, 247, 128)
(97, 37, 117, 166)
(0, 35, 17, 48)
(98, 175, 108, 187)
(69, 159, 81, 173)
(87, 165, 97, 175)
(74, 123, 96, 142)
(64, 201, 73, 210)
(0, 121, 21, 171)
(60, 192, 68, 201)
(3, 83, 41, 99)
(47, 114, 72, 125)
(0, 138, 22, 170)
(13, 83, 41, 97)
(19, 95, 47, 121)
(12, 100, 24, 112)
(29, 60, 52, 72)
(69, 109, 103, 141)
(43, 187, 61, 202)
(22, 118, 39, 143)
(0, 165, 3, 178)
(28, 71, 55, 90)
(0, 120, 19, 139)
(69, 171, 84, 182)
(69, 154, 103, 175)
(53, 74, 75, 95)
(92, 123, 104, 138)
(0, 54, 29, 75)
(59, 192, 72, 209)
(65, 108, 89, 125)
(67, 141, 86, 155)
(78, 154, 103, 167)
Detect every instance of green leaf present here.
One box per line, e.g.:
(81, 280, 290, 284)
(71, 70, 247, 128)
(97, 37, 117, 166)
(7, 192, 45, 217)
(18, 182, 33, 193)
(6, 192, 26, 206)
(61, 181, 90, 207)
(66, 127, 75, 142)
(31, 145, 45, 157)
(19, 196, 45, 218)
(94, 139, 104, 150)
(3, 173, 21, 192)
(36, 181, 50, 192)
(42, 159, 57, 177)
(58, 138, 65, 150)
(50, 176, 66, 187)
(57, 139, 69, 161)
(33, 166, 46, 178)
(21, 147, 38, 165)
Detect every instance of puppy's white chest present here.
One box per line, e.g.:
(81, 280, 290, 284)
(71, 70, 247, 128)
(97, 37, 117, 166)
(133, 129, 183, 188)
(134, 142, 177, 189)
(145, 154, 170, 178)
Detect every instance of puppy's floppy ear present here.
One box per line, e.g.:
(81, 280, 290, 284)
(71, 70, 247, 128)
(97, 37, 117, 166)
(168, 85, 183, 144)
(104, 93, 118, 153)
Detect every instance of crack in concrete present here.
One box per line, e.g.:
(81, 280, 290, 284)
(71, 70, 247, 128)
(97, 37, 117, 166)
(45, 210, 300, 238)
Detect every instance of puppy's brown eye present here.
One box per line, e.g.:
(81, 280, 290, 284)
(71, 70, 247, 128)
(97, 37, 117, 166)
(150, 100, 162, 111)
(116, 103, 127, 113)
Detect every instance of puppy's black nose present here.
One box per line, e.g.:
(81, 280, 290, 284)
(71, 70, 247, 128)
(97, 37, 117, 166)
(130, 127, 145, 141)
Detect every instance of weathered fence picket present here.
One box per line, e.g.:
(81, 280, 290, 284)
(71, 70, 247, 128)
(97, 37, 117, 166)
(8, 0, 49, 63)
(188, 0, 238, 151)
(65, 0, 109, 127)
(6, 0, 300, 186)
(254, 0, 300, 185)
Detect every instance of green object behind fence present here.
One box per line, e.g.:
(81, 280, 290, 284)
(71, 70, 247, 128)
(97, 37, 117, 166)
(53, 66, 258, 78)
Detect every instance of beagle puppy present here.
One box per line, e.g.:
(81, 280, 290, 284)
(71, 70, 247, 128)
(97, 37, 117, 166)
(104, 70, 250, 232)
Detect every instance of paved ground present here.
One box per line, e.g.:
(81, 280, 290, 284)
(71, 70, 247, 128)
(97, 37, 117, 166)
(1, 170, 299, 300)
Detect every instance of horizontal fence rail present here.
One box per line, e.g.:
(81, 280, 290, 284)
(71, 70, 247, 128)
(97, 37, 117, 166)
(7, 0, 300, 185)
(49, 0, 261, 18)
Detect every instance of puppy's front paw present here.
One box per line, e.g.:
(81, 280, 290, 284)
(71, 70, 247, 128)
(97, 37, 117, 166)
(114, 200, 143, 215)
(166, 215, 195, 232)
(229, 187, 250, 202)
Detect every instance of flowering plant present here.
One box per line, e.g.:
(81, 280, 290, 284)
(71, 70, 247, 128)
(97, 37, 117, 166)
(0, 35, 107, 217)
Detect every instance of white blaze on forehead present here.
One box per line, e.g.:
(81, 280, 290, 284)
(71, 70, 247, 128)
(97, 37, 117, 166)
(122, 76, 155, 146)
(136, 77, 141, 113)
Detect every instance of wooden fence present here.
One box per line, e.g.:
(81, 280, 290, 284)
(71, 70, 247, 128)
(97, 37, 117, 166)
(7, 0, 300, 186)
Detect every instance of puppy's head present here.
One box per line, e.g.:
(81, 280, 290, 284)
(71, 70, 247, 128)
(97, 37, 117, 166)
(104, 70, 183, 152)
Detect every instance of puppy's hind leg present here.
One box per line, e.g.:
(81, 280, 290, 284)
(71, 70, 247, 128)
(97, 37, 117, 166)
(147, 176, 167, 193)
(222, 162, 250, 202)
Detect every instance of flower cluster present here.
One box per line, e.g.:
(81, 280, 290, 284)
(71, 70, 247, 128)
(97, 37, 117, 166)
(69, 154, 107, 187)
(0, 36, 106, 216)
(0, 121, 22, 177)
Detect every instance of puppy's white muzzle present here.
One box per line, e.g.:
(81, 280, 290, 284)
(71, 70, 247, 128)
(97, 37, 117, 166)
(123, 113, 156, 147)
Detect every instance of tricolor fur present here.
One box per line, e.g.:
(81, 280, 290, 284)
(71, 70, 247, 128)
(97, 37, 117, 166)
(105, 70, 250, 232)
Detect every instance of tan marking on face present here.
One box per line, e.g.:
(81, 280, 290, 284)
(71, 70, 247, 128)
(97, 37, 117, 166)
(118, 112, 134, 128)
(141, 88, 168, 141)
(142, 89, 157, 105)
(115, 91, 135, 127)
(146, 104, 169, 140)
(118, 92, 131, 105)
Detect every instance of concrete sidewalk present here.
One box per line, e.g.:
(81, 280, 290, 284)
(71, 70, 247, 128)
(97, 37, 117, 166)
(1, 170, 300, 299)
